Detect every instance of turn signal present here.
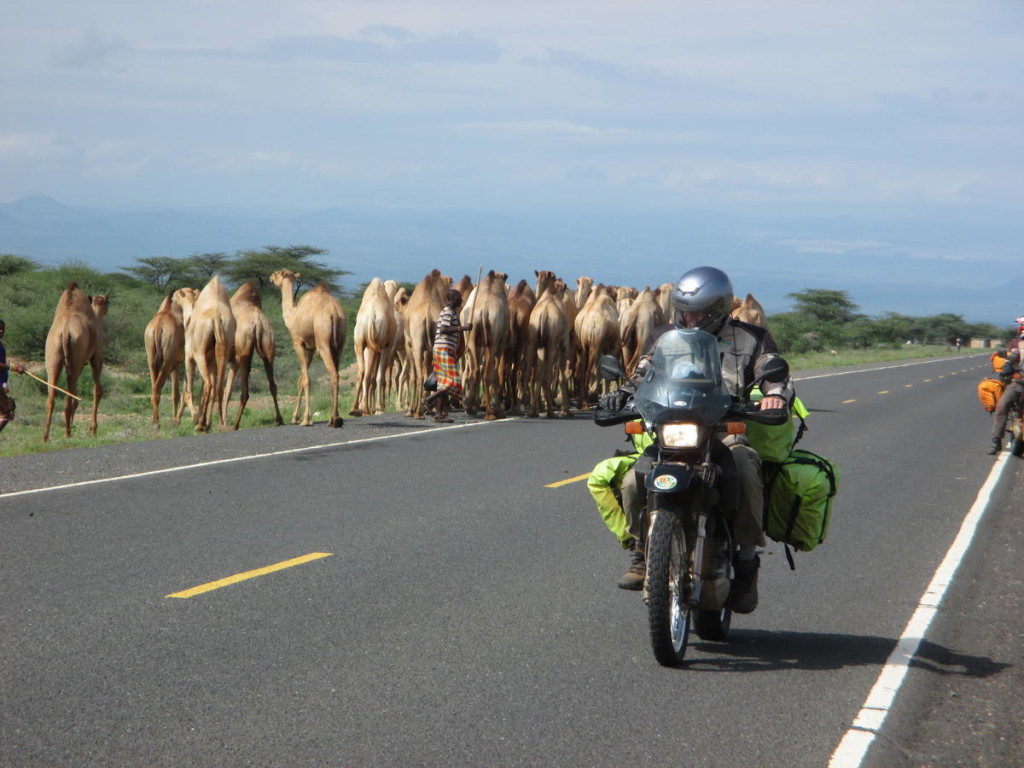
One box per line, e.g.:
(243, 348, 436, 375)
(624, 421, 645, 435)
(726, 422, 747, 435)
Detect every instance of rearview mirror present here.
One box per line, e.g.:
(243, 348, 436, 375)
(598, 355, 626, 381)
(757, 356, 789, 384)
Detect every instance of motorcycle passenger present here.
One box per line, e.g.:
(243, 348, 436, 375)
(597, 266, 794, 613)
(988, 324, 1024, 455)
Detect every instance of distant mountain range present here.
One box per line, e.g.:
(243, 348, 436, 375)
(1, 196, 1020, 327)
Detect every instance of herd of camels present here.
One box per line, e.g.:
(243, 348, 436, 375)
(35, 268, 766, 441)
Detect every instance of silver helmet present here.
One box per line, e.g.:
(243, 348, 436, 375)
(670, 266, 734, 330)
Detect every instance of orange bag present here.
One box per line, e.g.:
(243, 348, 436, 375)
(978, 378, 1005, 412)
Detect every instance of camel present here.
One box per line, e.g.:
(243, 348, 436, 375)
(270, 269, 347, 427)
(350, 277, 399, 416)
(534, 269, 557, 298)
(144, 293, 186, 428)
(656, 283, 674, 323)
(505, 279, 536, 415)
(574, 276, 594, 309)
(615, 285, 638, 318)
(461, 270, 510, 420)
(402, 269, 452, 419)
(385, 284, 410, 411)
(180, 276, 236, 432)
(526, 278, 572, 418)
(731, 293, 767, 327)
(225, 281, 284, 430)
(42, 283, 108, 442)
(574, 284, 621, 409)
(620, 286, 665, 377)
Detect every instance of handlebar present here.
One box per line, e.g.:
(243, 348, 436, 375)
(730, 405, 791, 426)
(593, 406, 637, 426)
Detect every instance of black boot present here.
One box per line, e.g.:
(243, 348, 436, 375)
(727, 555, 760, 614)
(987, 437, 1001, 455)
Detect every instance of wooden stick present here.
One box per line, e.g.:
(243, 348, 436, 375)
(20, 369, 83, 401)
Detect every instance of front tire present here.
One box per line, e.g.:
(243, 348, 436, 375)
(647, 508, 691, 667)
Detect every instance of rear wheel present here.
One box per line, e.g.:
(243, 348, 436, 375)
(646, 509, 691, 667)
(1011, 406, 1024, 457)
(693, 607, 732, 641)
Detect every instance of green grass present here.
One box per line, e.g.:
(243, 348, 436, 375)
(0, 343, 980, 459)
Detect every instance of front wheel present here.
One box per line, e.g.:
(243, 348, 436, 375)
(646, 508, 691, 667)
(1011, 407, 1024, 457)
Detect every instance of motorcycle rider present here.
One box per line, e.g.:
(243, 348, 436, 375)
(987, 323, 1024, 455)
(598, 266, 794, 612)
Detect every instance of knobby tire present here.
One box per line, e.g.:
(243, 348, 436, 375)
(647, 508, 690, 667)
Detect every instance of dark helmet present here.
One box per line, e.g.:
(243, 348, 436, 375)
(670, 266, 734, 330)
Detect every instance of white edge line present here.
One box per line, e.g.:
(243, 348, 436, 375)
(1, 419, 508, 500)
(828, 451, 1011, 768)
(794, 355, 985, 383)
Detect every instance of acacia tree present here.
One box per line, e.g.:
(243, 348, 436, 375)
(120, 256, 198, 290)
(224, 245, 349, 292)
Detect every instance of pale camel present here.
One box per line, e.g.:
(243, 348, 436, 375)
(171, 287, 199, 422)
(42, 283, 108, 442)
(403, 269, 452, 419)
(461, 270, 510, 420)
(615, 285, 638, 318)
(183, 276, 236, 432)
(226, 281, 284, 429)
(730, 293, 767, 327)
(574, 275, 594, 309)
(574, 284, 621, 409)
(270, 269, 347, 427)
(657, 283, 674, 322)
(386, 285, 410, 411)
(505, 278, 536, 415)
(350, 277, 399, 416)
(526, 278, 572, 418)
(534, 269, 557, 298)
(144, 292, 186, 428)
(620, 286, 665, 377)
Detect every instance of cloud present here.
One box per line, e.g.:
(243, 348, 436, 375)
(50, 28, 130, 69)
(263, 28, 500, 64)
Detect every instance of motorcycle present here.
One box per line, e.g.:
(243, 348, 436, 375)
(594, 327, 790, 667)
(1009, 395, 1024, 457)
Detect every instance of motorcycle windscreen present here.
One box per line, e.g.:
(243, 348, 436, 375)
(634, 328, 732, 427)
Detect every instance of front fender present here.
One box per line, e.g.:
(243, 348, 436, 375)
(645, 462, 697, 493)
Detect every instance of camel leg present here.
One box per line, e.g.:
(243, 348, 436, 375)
(42, 366, 61, 442)
(170, 369, 181, 426)
(231, 356, 252, 431)
(316, 342, 343, 428)
(87, 359, 103, 436)
(292, 343, 314, 425)
(259, 353, 284, 426)
(62, 367, 82, 439)
(152, 368, 168, 428)
(349, 343, 366, 417)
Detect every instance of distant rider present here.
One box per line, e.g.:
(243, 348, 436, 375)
(0, 318, 27, 433)
(987, 320, 1024, 455)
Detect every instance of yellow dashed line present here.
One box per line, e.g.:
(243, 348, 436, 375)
(878, 391, 890, 395)
(842, 399, 857, 404)
(547, 473, 591, 488)
(904, 384, 913, 388)
(167, 552, 333, 598)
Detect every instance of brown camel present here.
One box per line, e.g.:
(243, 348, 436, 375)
(731, 293, 767, 327)
(350, 277, 399, 416)
(42, 283, 108, 442)
(526, 278, 572, 418)
(144, 292, 186, 428)
(402, 269, 452, 419)
(620, 286, 665, 377)
(461, 270, 510, 420)
(270, 269, 347, 427)
(181, 276, 236, 432)
(225, 281, 284, 429)
(505, 279, 536, 415)
(574, 284, 620, 409)
(656, 282, 674, 322)
(574, 275, 594, 309)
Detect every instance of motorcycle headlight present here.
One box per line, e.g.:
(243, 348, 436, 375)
(659, 423, 701, 448)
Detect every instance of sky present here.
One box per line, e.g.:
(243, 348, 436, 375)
(2, 1, 1023, 323)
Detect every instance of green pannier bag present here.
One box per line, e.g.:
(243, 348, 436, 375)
(763, 449, 840, 556)
(746, 393, 809, 463)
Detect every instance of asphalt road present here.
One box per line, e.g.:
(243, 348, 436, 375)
(1, 353, 1021, 767)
